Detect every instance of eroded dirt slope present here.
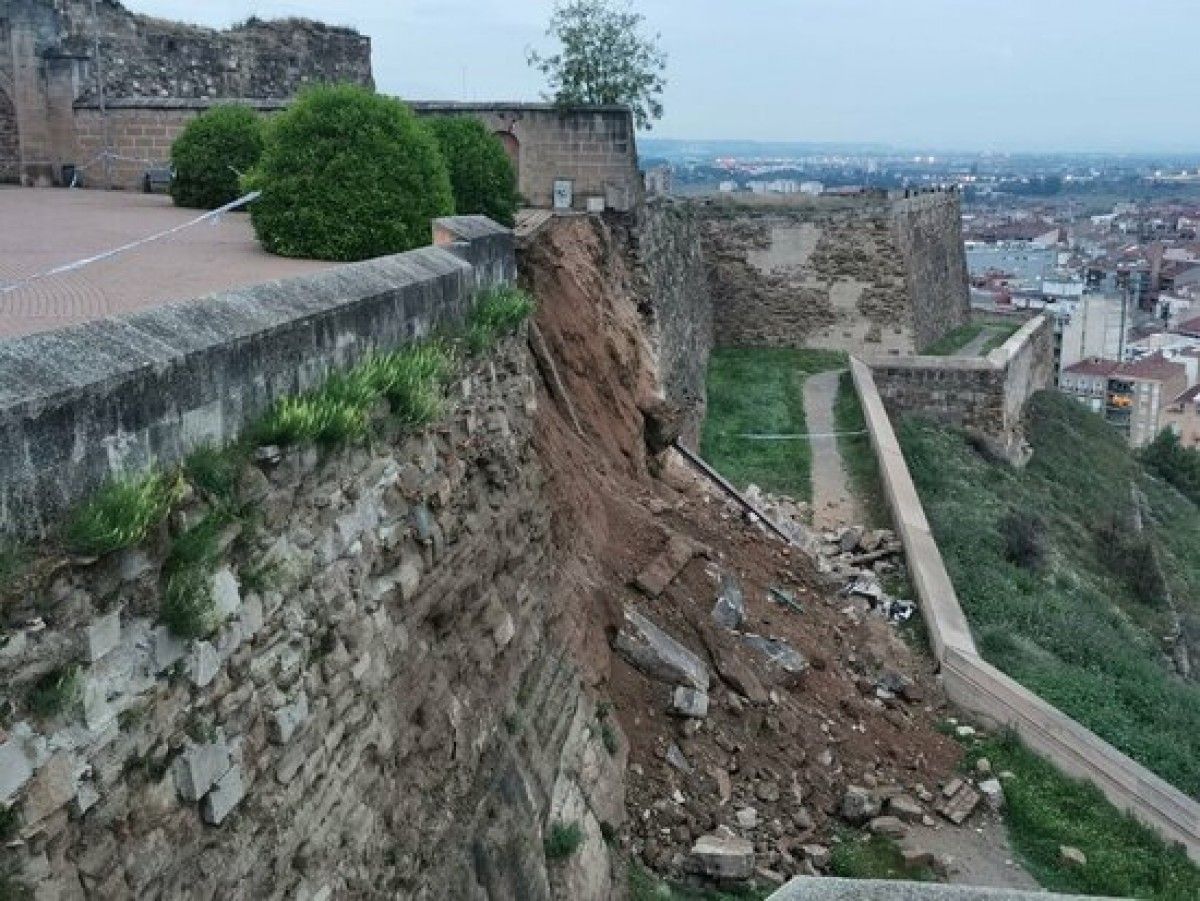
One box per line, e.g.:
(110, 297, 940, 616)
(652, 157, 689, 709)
(522, 216, 966, 890)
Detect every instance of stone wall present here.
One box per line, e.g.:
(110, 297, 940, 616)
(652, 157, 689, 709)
(0, 215, 622, 899)
(412, 103, 642, 213)
(867, 315, 1054, 460)
(619, 199, 714, 444)
(71, 98, 286, 189)
(0, 0, 371, 186)
(698, 192, 970, 355)
(0, 216, 512, 539)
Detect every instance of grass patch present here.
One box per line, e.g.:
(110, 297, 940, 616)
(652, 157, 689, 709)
(833, 370, 889, 527)
(360, 342, 456, 425)
(160, 514, 225, 639)
(467, 285, 535, 354)
(830, 833, 934, 881)
(543, 821, 585, 860)
(184, 443, 247, 506)
(923, 321, 1021, 356)
(900, 390, 1200, 795)
(966, 733, 1200, 898)
(26, 665, 80, 719)
(922, 323, 985, 356)
(64, 471, 181, 556)
(700, 348, 846, 501)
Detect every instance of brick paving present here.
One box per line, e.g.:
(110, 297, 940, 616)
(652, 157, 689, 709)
(0, 187, 341, 339)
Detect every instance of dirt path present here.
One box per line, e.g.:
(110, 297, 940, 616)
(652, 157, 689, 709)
(904, 815, 1042, 890)
(803, 369, 863, 531)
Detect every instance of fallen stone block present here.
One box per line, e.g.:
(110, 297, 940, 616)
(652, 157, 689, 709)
(741, 634, 808, 675)
(712, 571, 746, 630)
(868, 815, 907, 839)
(634, 534, 705, 598)
(672, 686, 709, 719)
(1059, 845, 1087, 868)
(691, 827, 754, 879)
(978, 777, 1005, 811)
(613, 607, 709, 691)
(886, 793, 924, 823)
(666, 743, 693, 774)
(839, 785, 880, 825)
(938, 782, 981, 825)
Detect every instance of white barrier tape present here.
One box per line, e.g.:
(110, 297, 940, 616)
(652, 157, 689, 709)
(0, 190, 261, 296)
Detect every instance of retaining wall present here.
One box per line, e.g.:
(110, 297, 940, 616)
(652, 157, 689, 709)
(0, 215, 514, 538)
(850, 357, 1200, 863)
(867, 314, 1054, 456)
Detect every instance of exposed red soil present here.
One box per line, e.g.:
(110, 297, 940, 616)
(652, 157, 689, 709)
(521, 216, 962, 883)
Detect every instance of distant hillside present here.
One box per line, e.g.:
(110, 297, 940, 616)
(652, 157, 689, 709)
(900, 391, 1200, 797)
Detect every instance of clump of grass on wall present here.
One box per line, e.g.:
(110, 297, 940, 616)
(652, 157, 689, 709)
(184, 443, 247, 507)
(26, 665, 80, 719)
(160, 513, 225, 639)
(543, 821, 584, 861)
(361, 343, 455, 425)
(65, 472, 181, 556)
(467, 285, 536, 354)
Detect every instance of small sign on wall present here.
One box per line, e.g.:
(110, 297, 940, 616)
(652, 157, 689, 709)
(586, 196, 606, 213)
(553, 179, 573, 210)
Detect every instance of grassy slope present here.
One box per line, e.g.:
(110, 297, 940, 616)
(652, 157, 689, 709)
(962, 734, 1200, 900)
(700, 348, 845, 501)
(922, 320, 1021, 357)
(900, 390, 1200, 796)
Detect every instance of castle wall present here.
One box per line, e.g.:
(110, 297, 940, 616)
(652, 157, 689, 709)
(699, 191, 970, 355)
(412, 102, 642, 213)
(0, 214, 622, 899)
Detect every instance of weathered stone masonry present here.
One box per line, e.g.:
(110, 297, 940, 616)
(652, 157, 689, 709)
(0, 218, 622, 898)
(0, 0, 372, 186)
(698, 192, 971, 356)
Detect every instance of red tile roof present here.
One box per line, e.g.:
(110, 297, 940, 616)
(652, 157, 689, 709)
(1064, 357, 1120, 377)
(1118, 352, 1187, 382)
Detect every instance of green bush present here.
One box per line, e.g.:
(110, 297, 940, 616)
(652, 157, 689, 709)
(1143, 428, 1200, 504)
(169, 105, 264, 210)
(246, 85, 454, 261)
(425, 116, 519, 226)
(26, 665, 80, 719)
(65, 472, 181, 556)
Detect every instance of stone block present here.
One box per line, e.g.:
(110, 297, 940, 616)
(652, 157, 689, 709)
(0, 729, 35, 802)
(691, 827, 754, 879)
(22, 751, 79, 826)
(613, 606, 709, 691)
(211, 567, 241, 620)
(152, 626, 187, 673)
(188, 641, 220, 688)
(270, 693, 310, 745)
(711, 571, 745, 630)
(173, 741, 231, 802)
(741, 634, 808, 675)
(86, 611, 121, 662)
(82, 678, 115, 732)
(201, 765, 244, 826)
(672, 686, 709, 719)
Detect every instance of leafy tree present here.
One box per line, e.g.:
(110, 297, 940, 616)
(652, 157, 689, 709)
(169, 105, 264, 209)
(1144, 428, 1200, 504)
(527, 0, 667, 130)
(424, 116, 519, 226)
(246, 85, 454, 262)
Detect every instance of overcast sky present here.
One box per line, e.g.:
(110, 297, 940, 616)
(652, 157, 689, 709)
(127, 1, 1198, 153)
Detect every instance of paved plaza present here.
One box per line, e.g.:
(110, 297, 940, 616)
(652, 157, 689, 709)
(0, 187, 341, 338)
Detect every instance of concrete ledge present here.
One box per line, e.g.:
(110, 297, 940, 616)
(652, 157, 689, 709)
(0, 217, 515, 537)
(768, 876, 1116, 900)
(850, 357, 1200, 864)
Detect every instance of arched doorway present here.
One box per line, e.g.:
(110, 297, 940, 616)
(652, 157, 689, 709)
(493, 130, 519, 174)
(0, 86, 18, 184)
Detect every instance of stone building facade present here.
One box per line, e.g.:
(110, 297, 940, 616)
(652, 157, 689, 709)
(0, 0, 372, 186)
(412, 102, 642, 213)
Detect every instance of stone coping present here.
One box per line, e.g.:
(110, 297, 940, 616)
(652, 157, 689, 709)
(74, 97, 291, 111)
(849, 356, 1200, 863)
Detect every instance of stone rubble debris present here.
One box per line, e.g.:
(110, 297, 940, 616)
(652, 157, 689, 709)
(613, 606, 711, 692)
(690, 827, 755, 880)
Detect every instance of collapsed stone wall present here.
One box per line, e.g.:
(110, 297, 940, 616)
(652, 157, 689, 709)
(697, 193, 969, 356)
